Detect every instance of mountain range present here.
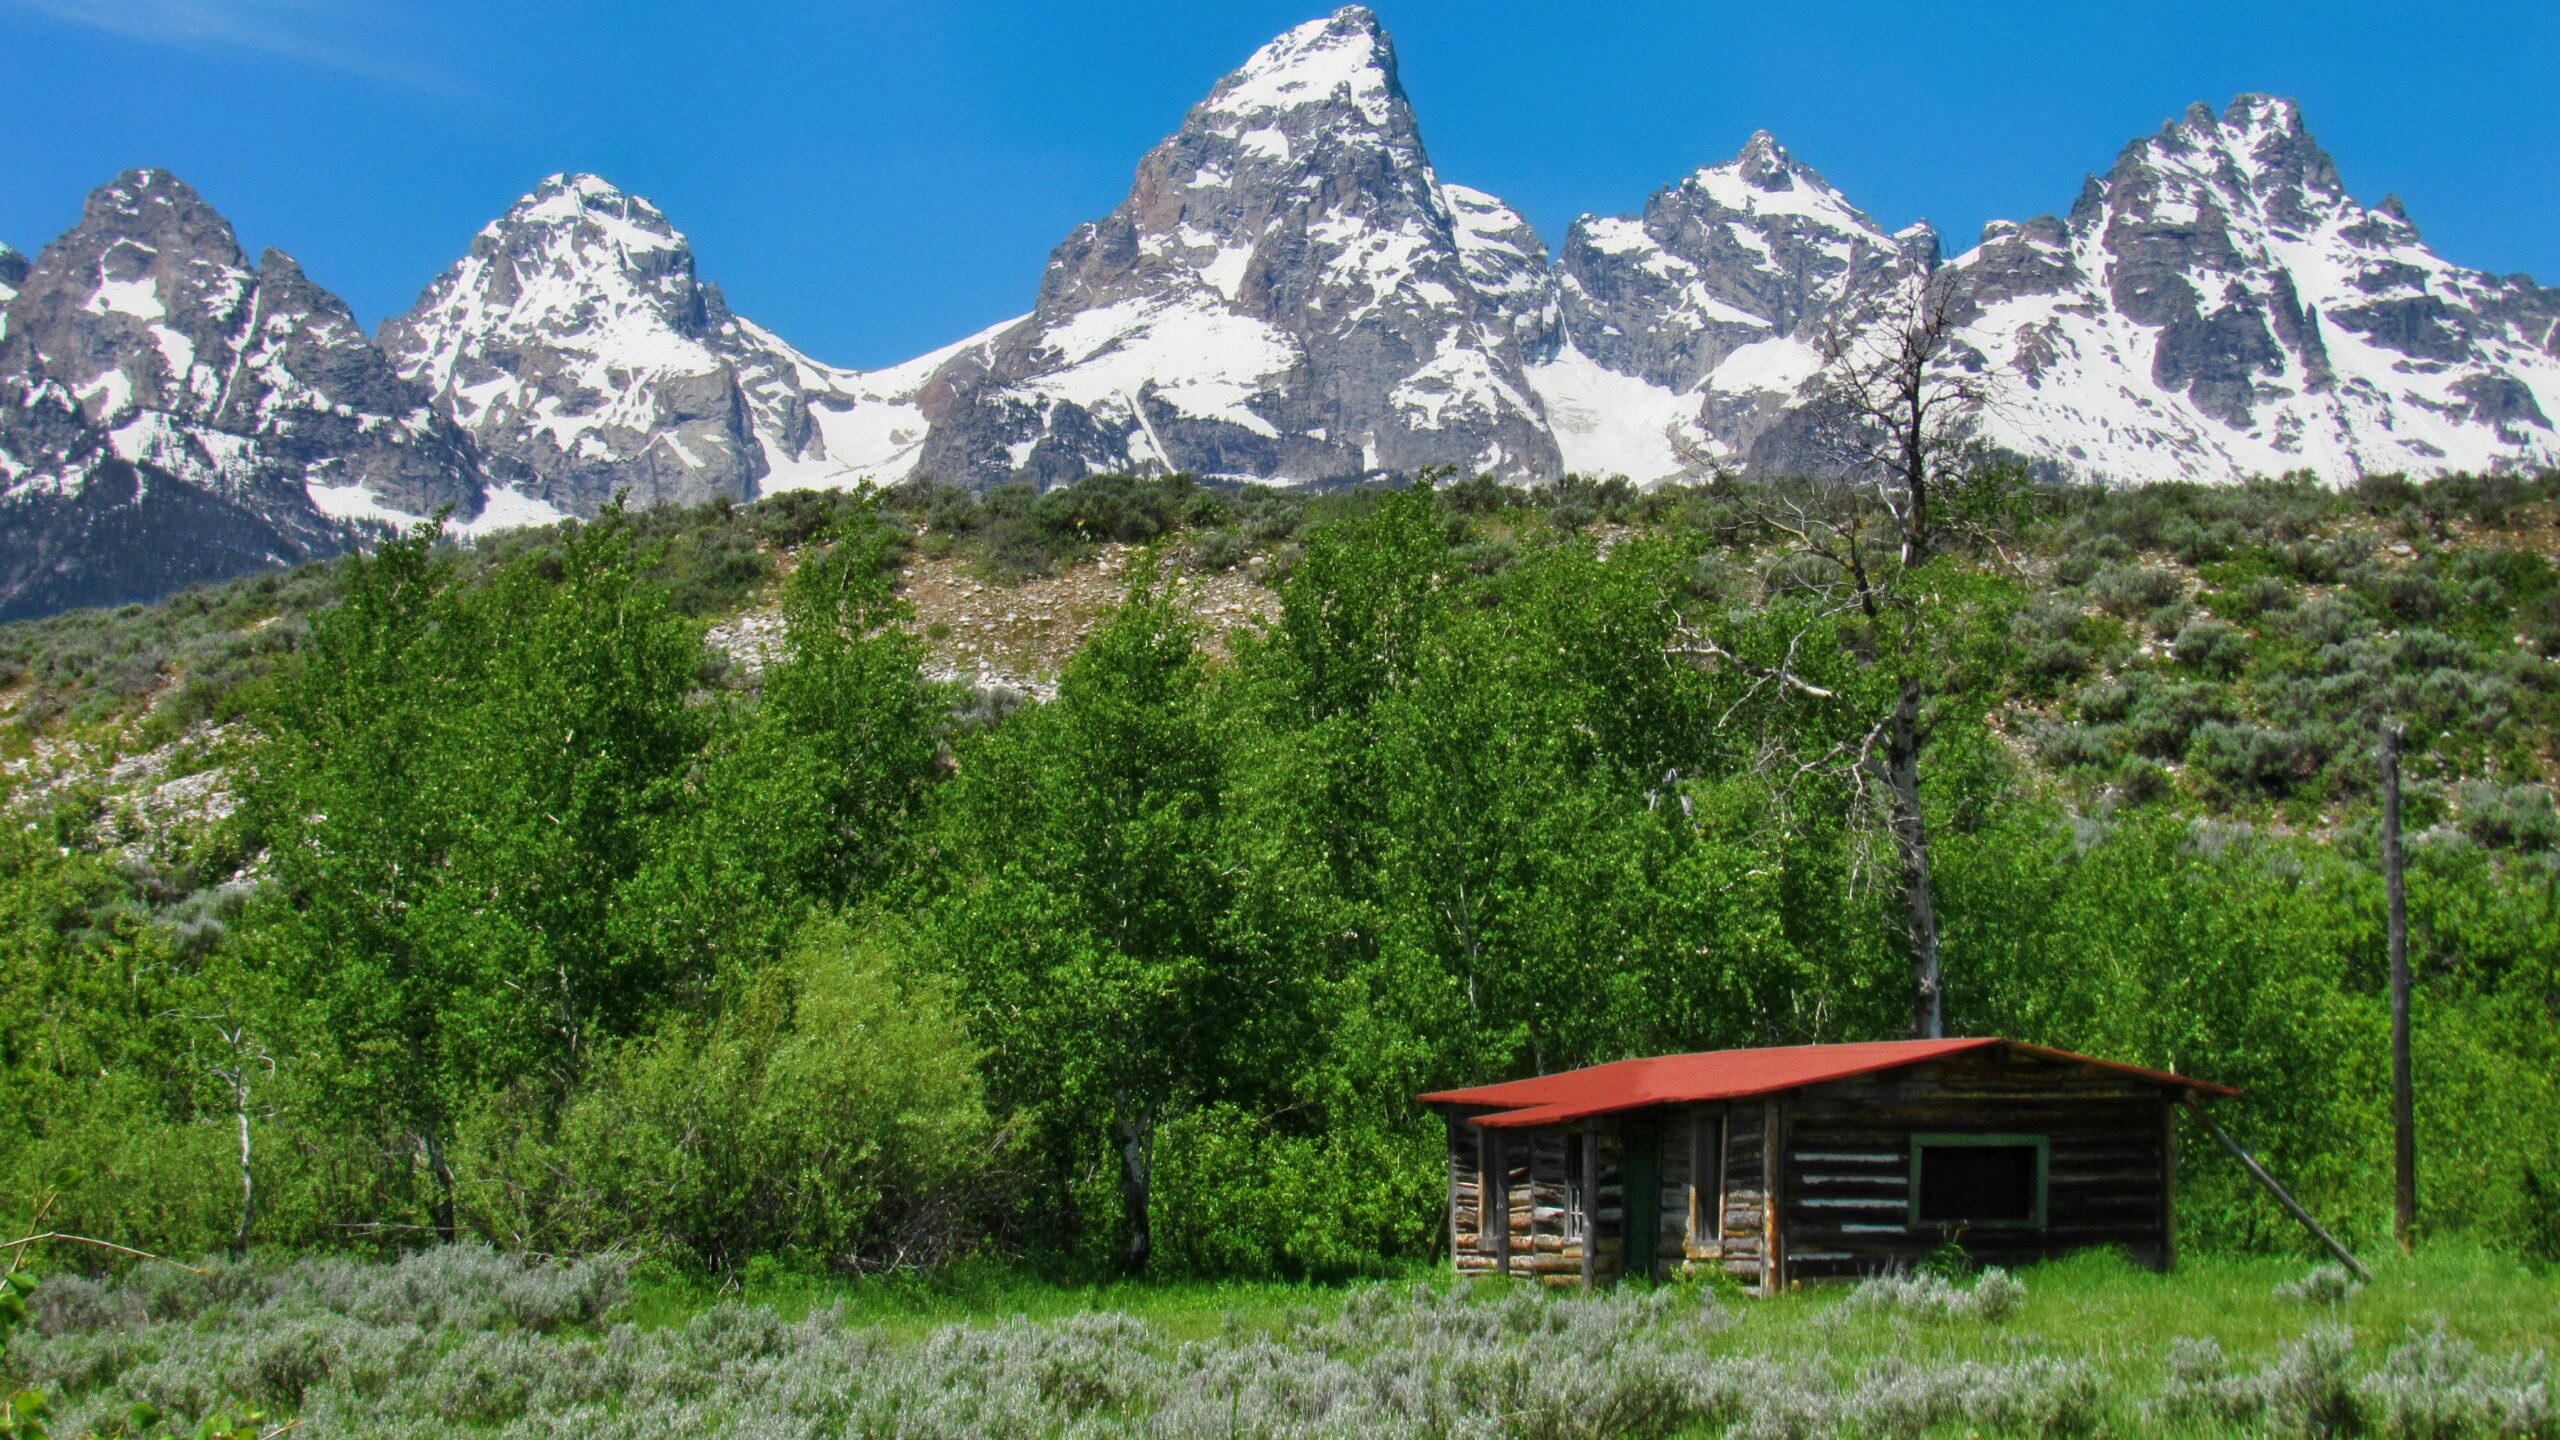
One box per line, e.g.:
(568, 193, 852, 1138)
(3, 5, 2555, 618)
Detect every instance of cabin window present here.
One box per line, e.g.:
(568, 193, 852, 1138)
(1477, 1130, 1501, 1247)
(1910, 1133, 2048, 1228)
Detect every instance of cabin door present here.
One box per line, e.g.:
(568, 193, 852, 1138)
(1621, 1118, 1660, 1283)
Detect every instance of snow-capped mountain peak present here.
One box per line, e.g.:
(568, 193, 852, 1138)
(381, 171, 990, 509)
(382, 172, 787, 510)
(1533, 131, 1907, 480)
(0, 168, 478, 521)
(1204, 6, 1400, 130)
(10, 39, 2560, 623)
(1950, 93, 2560, 483)
(0, 169, 485, 617)
(1714, 131, 1846, 209)
(501, 173, 685, 250)
(912, 4, 1558, 488)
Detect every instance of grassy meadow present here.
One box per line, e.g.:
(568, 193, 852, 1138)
(5, 1245, 2555, 1437)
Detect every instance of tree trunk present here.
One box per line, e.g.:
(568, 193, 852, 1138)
(1113, 1095, 1154, 1274)
(233, 1100, 255, 1258)
(1885, 677, 1942, 1038)
(421, 1122, 458, 1243)
(2382, 722, 2416, 1250)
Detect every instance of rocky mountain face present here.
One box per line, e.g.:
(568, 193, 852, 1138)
(0, 244, 26, 323)
(913, 6, 1561, 487)
(1529, 132, 1929, 480)
(0, 170, 484, 619)
(1947, 97, 2560, 482)
(384, 174, 791, 512)
(0, 165, 979, 618)
(900, 14, 2556, 491)
(378, 172, 996, 513)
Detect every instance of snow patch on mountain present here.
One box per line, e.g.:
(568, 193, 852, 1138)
(755, 315, 1022, 493)
(0, 243, 26, 329)
(1524, 343, 1694, 481)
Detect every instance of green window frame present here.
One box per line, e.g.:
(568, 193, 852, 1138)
(1908, 1132, 2049, 1230)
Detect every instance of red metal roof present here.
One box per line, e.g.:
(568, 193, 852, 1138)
(1416, 1038, 2236, 1129)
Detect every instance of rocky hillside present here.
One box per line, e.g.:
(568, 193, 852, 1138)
(9, 470, 2554, 863)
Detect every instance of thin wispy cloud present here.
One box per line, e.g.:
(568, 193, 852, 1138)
(4, 0, 466, 93)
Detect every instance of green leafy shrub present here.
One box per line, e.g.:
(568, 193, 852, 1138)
(2174, 618, 2252, 677)
(2123, 679, 2232, 759)
(2092, 564, 2184, 618)
(552, 915, 996, 1271)
(2013, 601, 2099, 689)
(2190, 721, 2316, 798)
(2217, 574, 2299, 622)
(2035, 722, 2119, 770)
(2457, 782, 2560, 853)
(1186, 528, 1246, 572)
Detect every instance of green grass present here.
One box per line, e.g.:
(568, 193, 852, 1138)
(622, 1244, 2560, 1363)
(620, 1253, 1436, 1342)
(1739, 1246, 2558, 1384)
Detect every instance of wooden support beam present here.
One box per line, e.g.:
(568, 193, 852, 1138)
(1490, 1130, 1510, 1277)
(1580, 1123, 1599, 1288)
(2161, 1094, 2179, 1272)
(1443, 1126, 1460, 1271)
(1713, 1107, 1730, 1260)
(1763, 1100, 1785, 1296)
(2184, 1097, 2370, 1282)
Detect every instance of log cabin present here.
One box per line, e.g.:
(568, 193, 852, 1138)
(1416, 1037, 2236, 1293)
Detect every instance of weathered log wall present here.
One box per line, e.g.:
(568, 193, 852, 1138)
(1779, 1049, 2173, 1283)
(1719, 1099, 1777, 1292)
(1446, 1116, 1628, 1282)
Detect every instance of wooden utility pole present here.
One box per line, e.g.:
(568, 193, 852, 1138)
(2381, 723, 2416, 1252)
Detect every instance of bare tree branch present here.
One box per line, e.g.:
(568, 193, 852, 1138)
(1667, 262, 1997, 1039)
(1, 1232, 207, 1273)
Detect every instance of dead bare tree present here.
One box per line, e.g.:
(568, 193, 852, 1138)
(1672, 266, 1997, 1038)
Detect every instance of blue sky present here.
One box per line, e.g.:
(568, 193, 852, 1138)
(3, 0, 2554, 370)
